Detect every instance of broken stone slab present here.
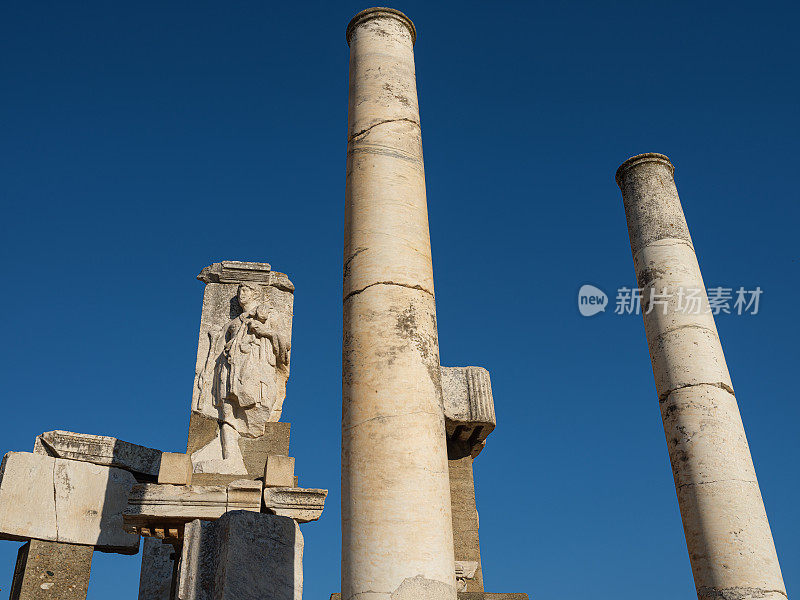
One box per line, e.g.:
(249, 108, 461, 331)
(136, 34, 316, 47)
(262, 487, 327, 523)
(0, 452, 140, 553)
(138, 537, 178, 600)
(177, 511, 303, 600)
(196, 261, 294, 292)
(123, 479, 262, 538)
(10, 539, 93, 600)
(441, 366, 497, 458)
(35, 430, 162, 481)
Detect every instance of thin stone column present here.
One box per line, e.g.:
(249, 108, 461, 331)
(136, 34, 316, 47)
(616, 153, 786, 600)
(343, 8, 456, 600)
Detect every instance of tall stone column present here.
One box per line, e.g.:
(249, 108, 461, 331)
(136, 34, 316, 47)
(343, 8, 457, 600)
(616, 153, 786, 600)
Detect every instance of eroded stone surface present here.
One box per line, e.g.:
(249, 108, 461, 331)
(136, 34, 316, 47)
(342, 9, 457, 600)
(617, 153, 786, 600)
(138, 537, 177, 600)
(36, 430, 161, 480)
(450, 457, 483, 592)
(177, 511, 303, 600)
(189, 264, 294, 475)
(263, 486, 327, 523)
(0, 451, 139, 553)
(10, 539, 93, 600)
(123, 480, 262, 534)
(441, 367, 496, 458)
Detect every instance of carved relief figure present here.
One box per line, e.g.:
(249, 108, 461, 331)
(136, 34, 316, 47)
(192, 283, 290, 473)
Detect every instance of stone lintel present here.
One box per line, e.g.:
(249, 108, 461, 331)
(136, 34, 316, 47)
(36, 430, 162, 481)
(263, 487, 327, 523)
(196, 261, 294, 292)
(123, 480, 262, 539)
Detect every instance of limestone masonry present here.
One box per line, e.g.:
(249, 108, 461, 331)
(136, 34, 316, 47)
(0, 8, 786, 600)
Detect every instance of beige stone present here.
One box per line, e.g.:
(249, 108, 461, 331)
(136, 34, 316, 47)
(158, 452, 193, 485)
(0, 452, 139, 553)
(343, 8, 456, 600)
(263, 486, 327, 523)
(617, 153, 786, 600)
(264, 454, 295, 487)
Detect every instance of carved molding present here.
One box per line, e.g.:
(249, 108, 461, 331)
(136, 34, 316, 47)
(441, 366, 497, 458)
(197, 261, 294, 292)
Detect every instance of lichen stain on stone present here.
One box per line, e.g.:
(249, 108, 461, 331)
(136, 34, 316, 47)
(394, 305, 440, 388)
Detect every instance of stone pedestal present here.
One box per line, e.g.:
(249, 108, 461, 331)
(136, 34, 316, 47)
(9, 540, 93, 600)
(616, 153, 786, 600)
(342, 7, 457, 600)
(177, 511, 302, 600)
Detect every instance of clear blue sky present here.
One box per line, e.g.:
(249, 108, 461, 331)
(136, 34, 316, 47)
(1, 2, 797, 598)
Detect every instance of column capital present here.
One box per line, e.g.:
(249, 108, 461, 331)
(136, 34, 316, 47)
(615, 152, 674, 186)
(346, 7, 416, 46)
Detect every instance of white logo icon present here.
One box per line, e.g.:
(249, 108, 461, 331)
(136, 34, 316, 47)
(578, 284, 608, 317)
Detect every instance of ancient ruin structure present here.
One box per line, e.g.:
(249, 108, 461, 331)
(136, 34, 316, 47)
(616, 153, 787, 600)
(0, 261, 326, 600)
(0, 9, 787, 600)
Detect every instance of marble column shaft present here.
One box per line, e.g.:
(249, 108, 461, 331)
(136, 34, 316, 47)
(616, 153, 786, 600)
(343, 7, 456, 600)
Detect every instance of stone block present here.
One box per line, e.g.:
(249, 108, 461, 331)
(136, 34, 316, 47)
(177, 511, 302, 600)
(138, 537, 177, 600)
(36, 430, 162, 480)
(264, 455, 295, 487)
(0, 452, 139, 553)
(441, 366, 496, 458)
(188, 415, 291, 484)
(263, 487, 327, 523)
(9, 539, 93, 600)
(158, 453, 193, 485)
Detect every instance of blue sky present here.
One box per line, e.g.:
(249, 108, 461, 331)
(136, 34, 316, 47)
(1, 1, 798, 598)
